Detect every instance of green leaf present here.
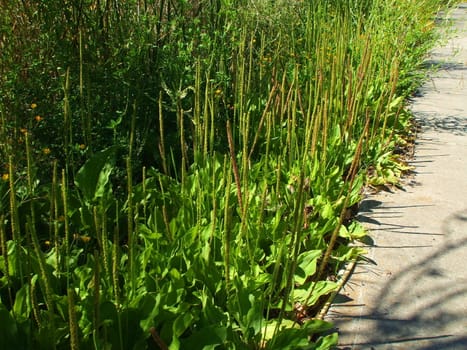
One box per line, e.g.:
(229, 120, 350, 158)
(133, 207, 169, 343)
(74, 146, 116, 204)
(181, 325, 228, 350)
(139, 294, 161, 332)
(261, 319, 296, 343)
(314, 332, 338, 349)
(334, 246, 366, 262)
(245, 293, 264, 336)
(231, 279, 263, 336)
(13, 284, 31, 321)
(293, 281, 338, 305)
(295, 250, 322, 285)
(301, 319, 334, 334)
(200, 291, 228, 325)
(169, 336, 180, 350)
(120, 308, 147, 350)
(389, 95, 404, 110)
(172, 311, 194, 338)
(321, 202, 335, 219)
(347, 221, 367, 240)
(0, 304, 20, 348)
(266, 320, 334, 350)
(338, 225, 350, 239)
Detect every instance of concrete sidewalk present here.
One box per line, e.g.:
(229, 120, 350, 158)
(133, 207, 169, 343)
(327, 4, 467, 350)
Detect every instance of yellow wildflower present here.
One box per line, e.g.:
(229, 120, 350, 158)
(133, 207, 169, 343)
(73, 233, 91, 243)
(30, 103, 37, 109)
(35, 115, 42, 122)
(2, 173, 9, 181)
(79, 144, 86, 150)
(43, 148, 51, 155)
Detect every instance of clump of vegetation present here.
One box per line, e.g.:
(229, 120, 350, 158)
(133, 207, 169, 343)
(0, 0, 457, 348)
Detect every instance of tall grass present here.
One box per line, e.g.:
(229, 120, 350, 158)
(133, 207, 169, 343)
(0, 0, 458, 348)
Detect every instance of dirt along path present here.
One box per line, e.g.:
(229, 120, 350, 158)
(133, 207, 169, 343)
(326, 4, 467, 350)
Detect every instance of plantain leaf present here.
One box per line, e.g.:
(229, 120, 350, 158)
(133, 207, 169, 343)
(0, 304, 20, 348)
(75, 146, 116, 204)
(13, 284, 31, 321)
(181, 325, 228, 350)
(314, 332, 339, 349)
(295, 250, 322, 285)
(265, 319, 335, 349)
(293, 281, 339, 305)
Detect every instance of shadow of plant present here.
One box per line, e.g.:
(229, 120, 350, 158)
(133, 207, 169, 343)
(414, 113, 467, 135)
(419, 60, 467, 72)
(336, 208, 467, 349)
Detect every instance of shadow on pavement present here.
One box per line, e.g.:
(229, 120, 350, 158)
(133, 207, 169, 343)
(357, 200, 440, 237)
(419, 60, 466, 72)
(336, 208, 467, 349)
(410, 52, 467, 136)
(414, 113, 467, 136)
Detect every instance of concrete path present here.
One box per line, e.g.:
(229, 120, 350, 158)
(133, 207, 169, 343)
(327, 4, 467, 349)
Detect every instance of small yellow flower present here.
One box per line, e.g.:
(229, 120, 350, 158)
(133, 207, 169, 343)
(2, 173, 9, 181)
(44, 240, 51, 247)
(79, 144, 86, 150)
(42, 147, 51, 155)
(35, 115, 43, 122)
(215, 88, 222, 96)
(20, 128, 28, 134)
(30, 103, 37, 109)
(73, 233, 91, 243)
